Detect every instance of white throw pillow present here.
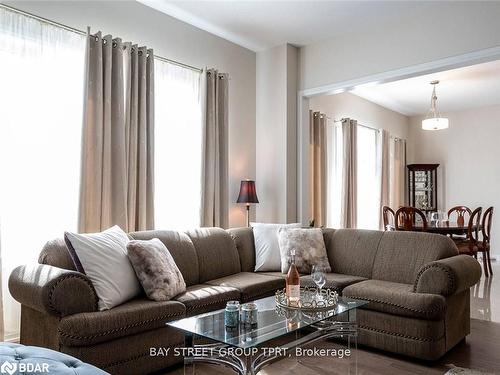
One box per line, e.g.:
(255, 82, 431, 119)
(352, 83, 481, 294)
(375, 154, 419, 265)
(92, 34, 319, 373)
(251, 222, 302, 272)
(64, 225, 141, 310)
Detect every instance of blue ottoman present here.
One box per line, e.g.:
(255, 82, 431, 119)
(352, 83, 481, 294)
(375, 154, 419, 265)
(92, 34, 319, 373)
(0, 343, 108, 374)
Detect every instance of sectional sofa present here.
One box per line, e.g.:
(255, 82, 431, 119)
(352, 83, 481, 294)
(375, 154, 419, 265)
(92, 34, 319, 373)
(9, 227, 481, 374)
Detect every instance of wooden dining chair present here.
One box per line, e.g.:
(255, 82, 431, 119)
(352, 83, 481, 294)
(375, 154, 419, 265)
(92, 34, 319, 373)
(454, 206, 482, 260)
(477, 207, 493, 277)
(447, 206, 472, 227)
(382, 206, 395, 231)
(395, 207, 428, 231)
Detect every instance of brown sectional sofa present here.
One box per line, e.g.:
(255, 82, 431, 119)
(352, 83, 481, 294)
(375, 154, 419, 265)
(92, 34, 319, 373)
(9, 227, 481, 374)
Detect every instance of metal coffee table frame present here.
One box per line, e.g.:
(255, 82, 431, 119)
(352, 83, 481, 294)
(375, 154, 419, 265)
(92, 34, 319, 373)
(169, 296, 365, 375)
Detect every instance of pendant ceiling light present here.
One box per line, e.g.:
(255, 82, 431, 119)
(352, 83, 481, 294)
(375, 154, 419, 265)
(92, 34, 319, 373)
(422, 80, 449, 130)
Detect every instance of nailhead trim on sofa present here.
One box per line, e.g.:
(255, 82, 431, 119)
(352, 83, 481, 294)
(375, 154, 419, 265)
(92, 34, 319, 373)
(345, 295, 444, 318)
(58, 312, 184, 341)
(358, 325, 445, 342)
(48, 274, 99, 316)
(412, 263, 456, 295)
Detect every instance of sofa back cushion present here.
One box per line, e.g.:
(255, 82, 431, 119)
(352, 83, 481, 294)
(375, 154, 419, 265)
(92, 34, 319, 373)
(371, 231, 458, 284)
(227, 227, 255, 272)
(129, 230, 200, 286)
(39, 238, 77, 271)
(323, 229, 383, 279)
(186, 228, 241, 283)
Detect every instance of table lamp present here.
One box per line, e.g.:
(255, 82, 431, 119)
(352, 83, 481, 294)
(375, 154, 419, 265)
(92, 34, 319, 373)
(236, 180, 259, 227)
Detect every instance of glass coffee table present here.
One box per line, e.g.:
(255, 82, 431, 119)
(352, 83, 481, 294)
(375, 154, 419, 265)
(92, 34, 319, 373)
(167, 294, 368, 375)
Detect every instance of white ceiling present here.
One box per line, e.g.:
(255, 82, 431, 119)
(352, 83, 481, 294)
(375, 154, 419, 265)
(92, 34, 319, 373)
(138, 0, 458, 51)
(350, 59, 500, 116)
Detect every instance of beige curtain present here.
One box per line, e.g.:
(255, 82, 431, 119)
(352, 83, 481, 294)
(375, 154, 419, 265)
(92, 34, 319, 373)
(201, 69, 229, 228)
(379, 129, 390, 229)
(0, 225, 4, 341)
(391, 138, 407, 209)
(340, 118, 357, 228)
(309, 111, 327, 227)
(79, 32, 155, 233)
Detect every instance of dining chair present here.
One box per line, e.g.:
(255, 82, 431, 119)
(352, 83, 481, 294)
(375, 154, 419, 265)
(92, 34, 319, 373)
(395, 207, 428, 231)
(447, 206, 472, 227)
(477, 207, 493, 277)
(454, 206, 482, 262)
(382, 206, 395, 231)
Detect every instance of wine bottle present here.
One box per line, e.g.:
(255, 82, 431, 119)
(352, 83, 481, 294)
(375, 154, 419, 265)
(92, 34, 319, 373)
(286, 249, 300, 305)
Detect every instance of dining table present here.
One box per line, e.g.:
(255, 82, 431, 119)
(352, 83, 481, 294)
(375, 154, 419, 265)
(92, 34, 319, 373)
(402, 221, 481, 236)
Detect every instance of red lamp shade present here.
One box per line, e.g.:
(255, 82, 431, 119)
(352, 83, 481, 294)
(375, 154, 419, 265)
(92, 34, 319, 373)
(236, 180, 259, 204)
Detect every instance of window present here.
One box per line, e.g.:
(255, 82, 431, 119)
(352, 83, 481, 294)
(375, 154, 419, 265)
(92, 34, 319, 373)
(326, 122, 343, 228)
(0, 8, 86, 339)
(154, 60, 202, 230)
(357, 126, 380, 229)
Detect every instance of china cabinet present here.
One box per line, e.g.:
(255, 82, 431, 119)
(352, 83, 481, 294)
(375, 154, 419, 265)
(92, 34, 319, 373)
(407, 164, 439, 213)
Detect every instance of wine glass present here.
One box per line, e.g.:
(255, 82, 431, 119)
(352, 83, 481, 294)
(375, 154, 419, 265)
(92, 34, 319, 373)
(311, 265, 326, 298)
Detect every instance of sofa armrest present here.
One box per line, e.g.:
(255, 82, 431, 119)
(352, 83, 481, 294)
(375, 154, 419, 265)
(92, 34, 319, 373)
(413, 255, 482, 296)
(9, 264, 98, 317)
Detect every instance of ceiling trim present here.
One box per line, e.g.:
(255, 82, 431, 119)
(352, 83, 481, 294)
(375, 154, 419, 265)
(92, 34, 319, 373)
(300, 45, 500, 98)
(138, 0, 261, 51)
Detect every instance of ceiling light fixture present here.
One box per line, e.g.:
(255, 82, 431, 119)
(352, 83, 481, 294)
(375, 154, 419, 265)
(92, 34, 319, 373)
(422, 80, 449, 130)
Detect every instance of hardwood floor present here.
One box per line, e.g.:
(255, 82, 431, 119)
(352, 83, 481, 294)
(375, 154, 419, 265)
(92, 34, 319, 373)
(167, 261, 500, 375)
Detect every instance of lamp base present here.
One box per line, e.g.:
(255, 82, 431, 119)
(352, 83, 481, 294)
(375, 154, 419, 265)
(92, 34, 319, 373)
(246, 204, 250, 227)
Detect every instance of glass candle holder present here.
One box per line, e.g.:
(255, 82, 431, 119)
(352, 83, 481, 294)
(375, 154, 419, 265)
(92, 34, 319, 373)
(225, 301, 240, 328)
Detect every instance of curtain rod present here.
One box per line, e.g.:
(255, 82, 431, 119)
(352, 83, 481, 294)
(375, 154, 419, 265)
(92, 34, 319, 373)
(0, 3, 204, 73)
(315, 114, 406, 141)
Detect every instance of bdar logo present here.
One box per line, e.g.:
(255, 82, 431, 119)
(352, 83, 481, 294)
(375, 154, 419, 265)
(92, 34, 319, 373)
(0, 361, 17, 375)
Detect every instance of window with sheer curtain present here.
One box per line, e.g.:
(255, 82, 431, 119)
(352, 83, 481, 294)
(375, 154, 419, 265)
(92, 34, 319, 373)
(327, 122, 343, 228)
(154, 60, 202, 230)
(327, 123, 380, 230)
(356, 126, 380, 229)
(0, 8, 86, 340)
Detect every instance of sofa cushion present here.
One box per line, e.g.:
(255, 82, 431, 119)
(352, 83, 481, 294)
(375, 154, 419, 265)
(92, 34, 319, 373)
(342, 280, 446, 320)
(58, 298, 186, 346)
(257, 271, 286, 279)
(372, 231, 458, 284)
(323, 229, 383, 279)
(129, 230, 200, 286)
(300, 273, 367, 293)
(227, 227, 255, 272)
(206, 272, 285, 302)
(186, 228, 241, 283)
(174, 284, 240, 315)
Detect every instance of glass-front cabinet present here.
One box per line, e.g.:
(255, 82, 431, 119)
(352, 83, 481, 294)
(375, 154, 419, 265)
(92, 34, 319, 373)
(407, 164, 439, 213)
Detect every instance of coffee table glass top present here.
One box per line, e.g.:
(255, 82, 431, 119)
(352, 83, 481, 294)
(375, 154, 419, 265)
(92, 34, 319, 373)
(167, 295, 368, 349)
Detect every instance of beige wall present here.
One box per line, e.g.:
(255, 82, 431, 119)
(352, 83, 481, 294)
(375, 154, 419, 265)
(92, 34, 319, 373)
(7, 0, 256, 228)
(408, 105, 500, 255)
(256, 44, 298, 223)
(310, 92, 410, 138)
(300, 2, 500, 91)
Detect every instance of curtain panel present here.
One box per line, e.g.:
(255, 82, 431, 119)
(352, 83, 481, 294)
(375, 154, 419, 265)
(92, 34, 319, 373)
(201, 69, 229, 228)
(79, 32, 154, 233)
(391, 138, 407, 209)
(340, 118, 358, 228)
(309, 111, 327, 227)
(378, 129, 390, 229)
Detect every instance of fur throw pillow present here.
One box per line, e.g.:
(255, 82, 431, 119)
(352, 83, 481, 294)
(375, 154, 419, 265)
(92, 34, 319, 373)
(278, 228, 331, 274)
(127, 238, 186, 301)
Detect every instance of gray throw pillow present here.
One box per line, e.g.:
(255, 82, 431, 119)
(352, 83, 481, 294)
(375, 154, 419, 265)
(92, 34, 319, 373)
(127, 238, 186, 301)
(278, 228, 332, 274)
